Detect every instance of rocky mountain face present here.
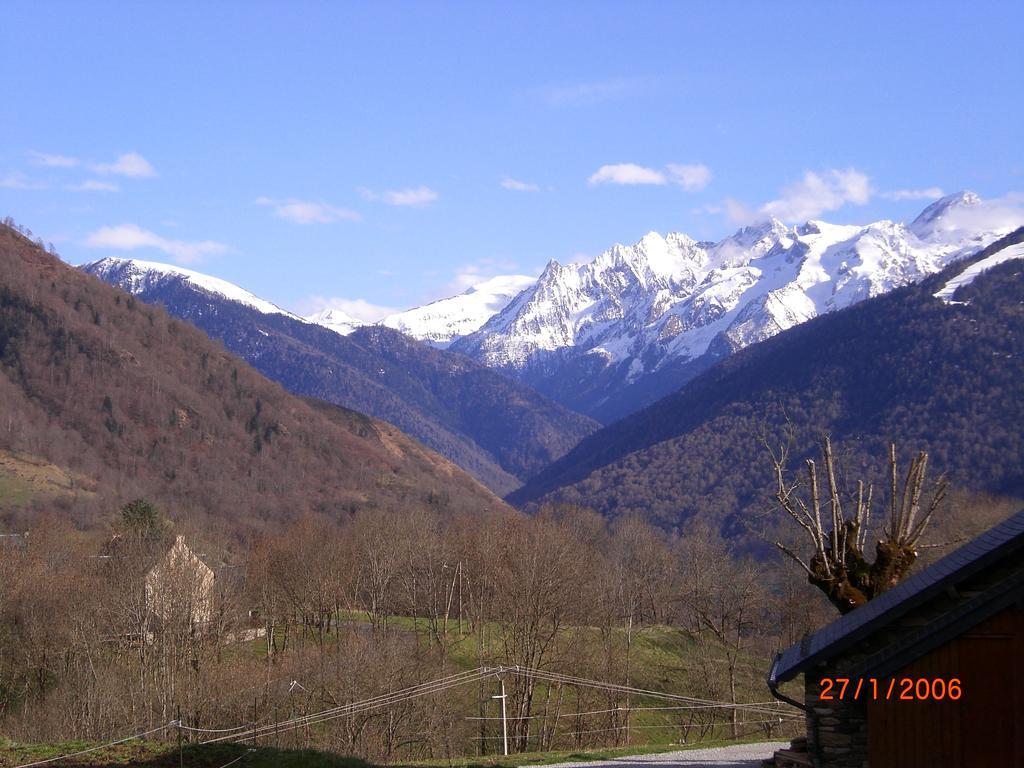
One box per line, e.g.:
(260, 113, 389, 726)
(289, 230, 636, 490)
(81, 258, 598, 495)
(449, 192, 1020, 421)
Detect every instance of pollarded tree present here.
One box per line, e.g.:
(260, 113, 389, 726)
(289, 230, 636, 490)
(768, 437, 947, 614)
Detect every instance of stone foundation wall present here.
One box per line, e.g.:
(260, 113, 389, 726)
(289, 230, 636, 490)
(804, 666, 869, 768)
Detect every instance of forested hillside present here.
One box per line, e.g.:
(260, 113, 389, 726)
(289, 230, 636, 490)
(83, 259, 599, 495)
(511, 229, 1024, 533)
(0, 224, 507, 532)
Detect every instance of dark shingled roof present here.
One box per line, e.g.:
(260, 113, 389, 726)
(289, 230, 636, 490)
(769, 509, 1024, 685)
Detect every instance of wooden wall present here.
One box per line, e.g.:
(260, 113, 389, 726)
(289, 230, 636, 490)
(867, 606, 1024, 768)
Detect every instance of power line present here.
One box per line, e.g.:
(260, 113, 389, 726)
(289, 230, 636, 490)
(179, 723, 255, 735)
(212, 750, 253, 768)
(500, 666, 801, 719)
(478, 719, 794, 739)
(31, 663, 798, 762)
(201, 667, 493, 744)
(194, 664, 799, 746)
(13, 722, 174, 768)
(466, 701, 796, 721)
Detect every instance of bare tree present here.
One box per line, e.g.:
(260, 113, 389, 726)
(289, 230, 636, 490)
(676, 524, 766, 739)
(769, 436, 948, 613)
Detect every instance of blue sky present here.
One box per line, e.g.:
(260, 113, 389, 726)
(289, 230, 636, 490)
(2, 1, 1022, 320)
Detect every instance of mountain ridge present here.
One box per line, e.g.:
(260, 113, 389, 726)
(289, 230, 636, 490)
(81, 257, 599, 495)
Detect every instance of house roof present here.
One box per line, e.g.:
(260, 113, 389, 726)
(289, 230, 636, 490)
(769, 509, 1024, 685)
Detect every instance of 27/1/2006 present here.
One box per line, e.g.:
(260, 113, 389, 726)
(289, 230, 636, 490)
(819, 677, 962, 701)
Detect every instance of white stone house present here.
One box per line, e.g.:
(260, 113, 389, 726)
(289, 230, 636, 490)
(144, 535, 215, 628)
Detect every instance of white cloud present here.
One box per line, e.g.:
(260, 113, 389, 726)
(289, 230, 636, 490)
(666, 163, 712, 191)
(588, 163, 666, 186)
(588, 162, 712, 190)
(83, 223, 228, 265)
(691, 203, 723, 216)
(387, 187, 438, 206)
(256, 196, 361, 224)
(881, 187, 945, 201)
(936, 192, 1024, 233)
(0, 172, 47, 190)
(29, 151, 80, 168)
(299, 296, 400, 323)
(421, 258, 531, 300)
(91, 152, 157, 178)
(535, 77, 647, 107)
(67, 180, 119, 192)
(359, 186, 439, 207)
(446, 269, 490, 294)
(723, 197, 759, 226)
(500, 177, 540, 193)
(761, 168, 872, 222)
(360, 186, 439, 207)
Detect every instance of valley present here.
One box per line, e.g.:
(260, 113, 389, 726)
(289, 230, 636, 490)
(3, 5, 1023, 765)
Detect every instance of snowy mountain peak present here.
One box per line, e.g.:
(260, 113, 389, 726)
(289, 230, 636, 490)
(462, 274, 536, 296)
(639, 230, 666, 248)
(82, 257, 301, 319)
(538, 258, 566, 279)
(727, 216, 788, 244)
(910, 190, 982, 239)
(305, 307, 363, 336)
(380, 273, 535, 347)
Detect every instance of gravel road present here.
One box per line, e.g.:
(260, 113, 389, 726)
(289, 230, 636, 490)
(540, 742, 787, 768)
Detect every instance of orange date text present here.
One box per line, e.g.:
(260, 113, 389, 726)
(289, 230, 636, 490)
(818, 677, 962, 702)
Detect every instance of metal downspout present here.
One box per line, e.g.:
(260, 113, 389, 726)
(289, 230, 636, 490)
(767, 652, 822, 767)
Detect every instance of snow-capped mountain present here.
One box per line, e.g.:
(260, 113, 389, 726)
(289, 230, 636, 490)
(83, 192, 1020, 425)
(84, 257, 302, 319)
(301, 274, 536, 346)
(449, 191, 1022, 420)
(380, 274, 536, 347)
(305, 307, 363, 336)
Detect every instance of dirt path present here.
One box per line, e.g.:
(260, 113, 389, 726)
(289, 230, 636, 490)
(541, 742, 787, 768)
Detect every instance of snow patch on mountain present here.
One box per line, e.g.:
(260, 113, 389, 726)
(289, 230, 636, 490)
(82, 257, 533, 345)
(380, 274, 535, 347)
(934, 241, 1024, 303)
(305, 307, 363, 336)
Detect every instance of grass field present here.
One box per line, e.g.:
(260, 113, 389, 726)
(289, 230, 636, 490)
(0, 733, 784, 768)
(0, 615, 801, 767)
(232, 612, 801, 757)
(0, 450, 93, 508)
